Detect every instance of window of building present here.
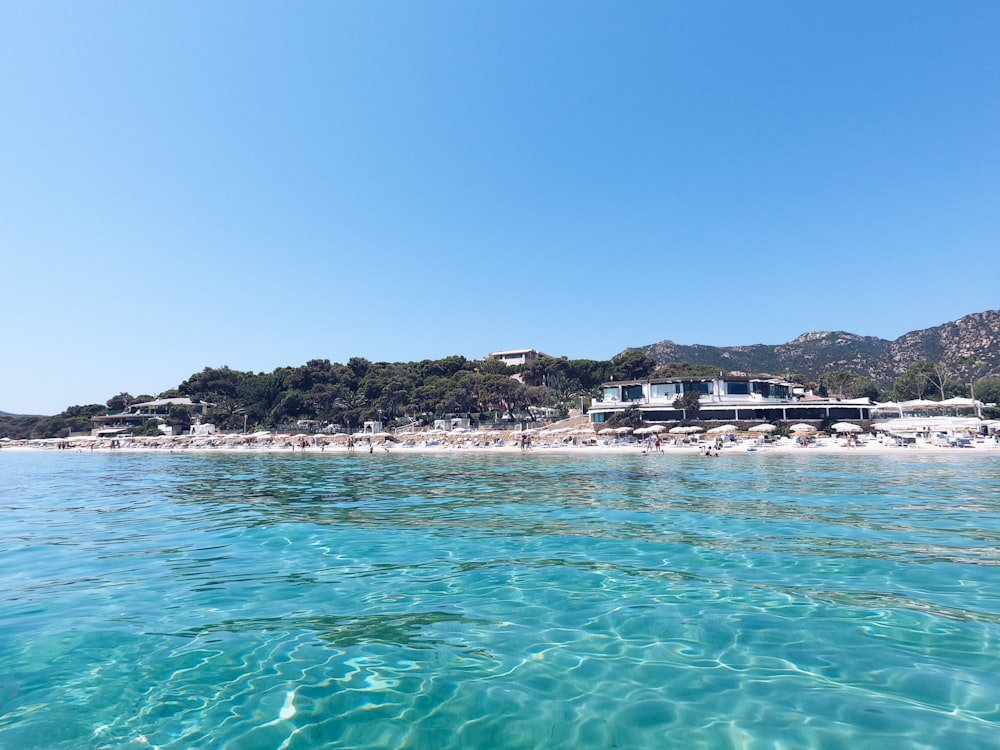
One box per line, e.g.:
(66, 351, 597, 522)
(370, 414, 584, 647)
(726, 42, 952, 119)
(651, 383, 680, 399)
(622, 385, 644, 401)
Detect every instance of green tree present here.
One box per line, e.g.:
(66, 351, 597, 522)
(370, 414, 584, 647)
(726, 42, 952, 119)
(893, 361, 936, 401)
(106, 392, 134, 412)
(440, 372, 479, 416)
(477, 374, 527, 421)
(270, 391, 308, 424)
(288, 359, 340, 392)
(167, 405, 195, 434)
(236, 372, 286, 426)
(606, 405, 642, 428)
(972, 377, 1000, 405)
(134, 419, 164, 437)
(819, 371, 882, 400)
(179, 366, 248, 403)
(673, 391, 702, 421)
(332, 385, 368, 429)
(546, 371, 585, 407)
(653, 362, 720, 379)
(476, 357, 510, 375)
(611, 350, 656, 381)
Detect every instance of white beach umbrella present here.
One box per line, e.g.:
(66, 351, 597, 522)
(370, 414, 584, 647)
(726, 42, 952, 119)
(831, 422, 862, 432)
(900, 399, 939, 411)
(647, 425, 667, 433)
(939, 397, 978, 409)
(748, 424, 776, 433)
(873, 401, 904, 415)
(789, 423, 817, 433)
(707, 424, 737, 434)
(597, 428, 614, 435)
(614, 426, 633, 434)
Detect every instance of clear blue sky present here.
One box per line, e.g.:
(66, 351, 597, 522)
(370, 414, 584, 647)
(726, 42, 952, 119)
(2, 2, 998, 415)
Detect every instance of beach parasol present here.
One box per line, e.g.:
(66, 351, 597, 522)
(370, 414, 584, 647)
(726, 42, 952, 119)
(789, 423, 817, 433)
(707, 424, 737, 434)
(748, 424, 776, 433)
(939, 397, 979, 411)
(900, 399, 939, 411)
(873, 401, 904, 416)
(831, 422, 861, 432)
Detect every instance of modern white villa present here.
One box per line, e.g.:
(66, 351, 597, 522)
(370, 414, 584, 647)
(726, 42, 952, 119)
(486, 348, 547, 367)
(589, 374, 874, 426)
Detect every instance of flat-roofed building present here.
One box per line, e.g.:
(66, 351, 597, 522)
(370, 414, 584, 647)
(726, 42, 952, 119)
(486, 349, 546, 366)
(590, 374, 873, 425)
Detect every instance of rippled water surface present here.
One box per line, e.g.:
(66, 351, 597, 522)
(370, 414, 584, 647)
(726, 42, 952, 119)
(1, 451, 999, 749)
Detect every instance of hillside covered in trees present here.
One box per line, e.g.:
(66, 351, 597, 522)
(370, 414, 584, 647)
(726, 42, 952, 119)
(3, 343, 999, 440)
(0, 352, 645, 439)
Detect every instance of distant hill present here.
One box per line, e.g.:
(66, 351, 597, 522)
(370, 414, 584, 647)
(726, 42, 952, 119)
(635, 310, 1000, 386)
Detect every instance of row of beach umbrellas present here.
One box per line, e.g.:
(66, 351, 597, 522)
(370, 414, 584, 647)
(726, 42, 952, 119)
(596, 421, 865, 437)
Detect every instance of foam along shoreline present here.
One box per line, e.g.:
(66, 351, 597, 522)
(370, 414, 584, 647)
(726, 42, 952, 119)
(4, 429, 999, 455)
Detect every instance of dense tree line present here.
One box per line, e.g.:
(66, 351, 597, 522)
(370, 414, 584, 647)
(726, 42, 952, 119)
(3, 352, 998, 439)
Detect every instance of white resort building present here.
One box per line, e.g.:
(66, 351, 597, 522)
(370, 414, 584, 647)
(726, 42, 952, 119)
(589, 374, 874, 426)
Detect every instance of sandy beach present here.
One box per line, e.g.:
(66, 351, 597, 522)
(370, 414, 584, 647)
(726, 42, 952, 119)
(4, 431, 999, 456)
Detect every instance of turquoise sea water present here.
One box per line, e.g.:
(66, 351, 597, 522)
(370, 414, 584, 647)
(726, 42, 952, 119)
(1, 451, 998, 749)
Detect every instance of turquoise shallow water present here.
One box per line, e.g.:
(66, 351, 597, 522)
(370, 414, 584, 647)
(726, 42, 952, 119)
(1, 451, 999, 749)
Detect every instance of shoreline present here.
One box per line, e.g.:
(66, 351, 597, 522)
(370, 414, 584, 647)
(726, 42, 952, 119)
(3, 434, 999, 457)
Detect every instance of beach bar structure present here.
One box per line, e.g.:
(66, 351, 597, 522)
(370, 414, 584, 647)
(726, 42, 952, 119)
(589, 375, 873, 426)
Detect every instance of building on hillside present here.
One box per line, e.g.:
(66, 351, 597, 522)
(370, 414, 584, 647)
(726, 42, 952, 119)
(486, 349, 547, 367)
(91, 397, 211, 436)
(589, 374, 873, 425)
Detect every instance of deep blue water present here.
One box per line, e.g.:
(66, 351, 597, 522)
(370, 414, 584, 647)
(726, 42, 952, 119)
(1, 451, 998, 749)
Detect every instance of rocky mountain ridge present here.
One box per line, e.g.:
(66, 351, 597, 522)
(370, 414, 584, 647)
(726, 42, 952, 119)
(636, 310, 1000, 385)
